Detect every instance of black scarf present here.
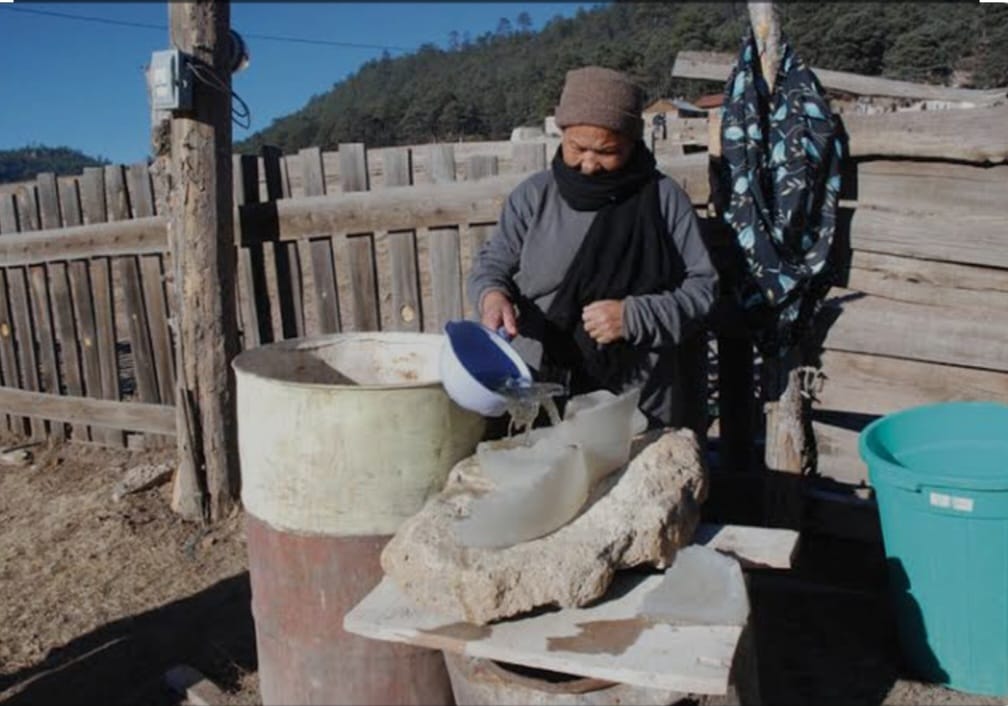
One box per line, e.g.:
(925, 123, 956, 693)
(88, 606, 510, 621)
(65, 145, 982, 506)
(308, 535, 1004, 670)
(540, 142, 683, 393)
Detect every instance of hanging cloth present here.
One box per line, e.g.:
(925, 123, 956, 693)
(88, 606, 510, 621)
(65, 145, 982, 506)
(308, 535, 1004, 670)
(719, 30, 844, 357)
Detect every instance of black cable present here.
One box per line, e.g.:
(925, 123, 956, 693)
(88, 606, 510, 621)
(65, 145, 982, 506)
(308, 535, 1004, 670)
(1, 5, 413, 53)
(188, 59, 252, 130)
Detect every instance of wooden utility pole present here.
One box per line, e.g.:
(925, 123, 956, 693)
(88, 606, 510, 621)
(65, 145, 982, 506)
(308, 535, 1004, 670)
(747, 1, 812, 527)
(168, 1, 240, 522)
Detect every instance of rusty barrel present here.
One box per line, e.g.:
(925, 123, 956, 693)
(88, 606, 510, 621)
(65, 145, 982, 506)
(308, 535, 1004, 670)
(233, 333, 486, 705)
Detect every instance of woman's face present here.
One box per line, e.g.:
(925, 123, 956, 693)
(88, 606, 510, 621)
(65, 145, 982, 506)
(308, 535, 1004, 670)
(561, 125, 634, 175)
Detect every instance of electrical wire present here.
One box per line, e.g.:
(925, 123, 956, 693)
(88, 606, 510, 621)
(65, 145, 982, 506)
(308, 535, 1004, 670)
(0, 5, 414, 53)
(188, 59, 252, 130)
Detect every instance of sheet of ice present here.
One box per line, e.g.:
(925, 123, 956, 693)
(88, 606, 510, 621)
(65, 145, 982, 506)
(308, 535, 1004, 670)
(454, 441, 590, 548)
(458, 387, 644, 549)
(639, 546, 749, 626)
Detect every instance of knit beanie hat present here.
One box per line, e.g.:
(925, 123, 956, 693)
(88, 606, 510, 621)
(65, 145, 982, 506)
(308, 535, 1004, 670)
(554, 66, 645, 140)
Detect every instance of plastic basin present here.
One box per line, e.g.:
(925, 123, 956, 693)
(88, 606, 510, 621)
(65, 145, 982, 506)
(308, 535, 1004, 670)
(859, 401, 1008, 696)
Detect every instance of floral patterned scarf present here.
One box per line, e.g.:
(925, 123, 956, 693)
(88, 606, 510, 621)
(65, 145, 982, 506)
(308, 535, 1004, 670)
(719, 30, 844, 356)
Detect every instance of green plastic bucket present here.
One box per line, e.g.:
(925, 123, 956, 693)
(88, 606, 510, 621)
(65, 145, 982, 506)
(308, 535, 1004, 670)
(859, 401, 1008, 696)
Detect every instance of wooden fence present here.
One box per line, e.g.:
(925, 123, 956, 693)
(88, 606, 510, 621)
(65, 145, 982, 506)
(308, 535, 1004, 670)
(0, 139, 566, 448)
(1, 99, 1007, 489)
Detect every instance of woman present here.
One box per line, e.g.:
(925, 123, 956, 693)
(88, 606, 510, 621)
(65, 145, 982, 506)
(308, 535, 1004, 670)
(467, 66, 718, 433)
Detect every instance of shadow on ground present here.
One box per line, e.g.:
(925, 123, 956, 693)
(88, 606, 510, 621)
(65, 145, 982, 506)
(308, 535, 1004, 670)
(0, 572, 255, 705)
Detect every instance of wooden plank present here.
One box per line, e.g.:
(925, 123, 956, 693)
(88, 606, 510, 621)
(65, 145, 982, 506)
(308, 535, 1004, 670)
(426, 226, 462, 331)
(511, 141, 546, 174)
(262, 145, 300, 339)
(17, 187, 64, 440)
(344, 234, 380, 332)
(125, 162, 174, 426)
(104, 165, 131, 221)
(382, 147, 413, 188)
(36, 173, 62, 230)
(842, 106, 1008, 163)
(822, 289, 1008, 372)
(672, 50, 1006, 105)
(429, 144, 457, 183)
(68, 260, 103, 434)
(0, 270, 19, 432)
(0, 385, 175, 434)
(279, 155, 293, 198)
(28, 263, 65, 440)
(268, 172, 521, 238)
(382, 230, 421, 332)
(852, 161, 1008, 218)
(6, 268, 40, 438)
(848, 206, 1008, 269)
(299, 147, 326, 197)
(48, 262, 87, 439)
(339, 143, 370, 192)
(309, 237, 341, 334)
(139, 255, 175, 403)
(848, 250, 1008, 295)
(346, 575, 742, 695)
(466, 155, 499, 181)
(0, 195, 24, 433)
(58, 177, 83, 227)
(0, 216, 167, 267)
(80, 168, 109, 225)
(117, 257, 158, 403)
(80, 167, 124, 445)
(845, 266, 1008, 313)
(14, 185, 39, 231)
(90, 258, 124, 446)
(459, 224, 496, 319)
(813, 350, 1008, 485)
(126, 163, 155, 219)
(234, 154, 273, 348)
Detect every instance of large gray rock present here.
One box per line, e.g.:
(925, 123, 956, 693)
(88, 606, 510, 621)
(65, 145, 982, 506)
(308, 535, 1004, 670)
(380, 428, 708, 625)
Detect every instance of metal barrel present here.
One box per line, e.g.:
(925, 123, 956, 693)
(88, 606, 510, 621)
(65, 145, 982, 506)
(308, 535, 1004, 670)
(234, 333, 486, 705)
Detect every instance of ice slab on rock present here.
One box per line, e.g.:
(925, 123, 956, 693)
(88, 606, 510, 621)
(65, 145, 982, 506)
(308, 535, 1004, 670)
(461, 388, 644, 549)
(640, 546, 749, 626)
(455, 441, 590, 548)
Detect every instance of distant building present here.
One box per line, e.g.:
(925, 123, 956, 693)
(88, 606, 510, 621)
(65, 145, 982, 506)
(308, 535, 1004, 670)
(692, 93, 724, 111)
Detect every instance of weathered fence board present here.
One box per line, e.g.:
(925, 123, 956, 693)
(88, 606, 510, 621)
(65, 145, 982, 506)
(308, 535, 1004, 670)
(0, 386, 174, 435)
(68, 259, 102, 441)
(118, 257, 158, 403)
(429, 144, 457, 184)
(426, 226, 463, 331)
(49, 262, 86, 438)
(813, 350, 1008, 484)
(28, 263, 65, 440)
(822, 289, 1008, 373)
(383, 148, 413, 188)
(343, 233, 380, 332)
(339, 143, 370, 193)
(80, 167, 124, 445)
(381, 229, 421, 332)
(310, 237, 341, 333)
(511, 142, 546, 174)
(851, 161, 1008, 218)
(672, 50, 1006, 105)
(262, 146, 302, 339)
(467, 155, 499, 181)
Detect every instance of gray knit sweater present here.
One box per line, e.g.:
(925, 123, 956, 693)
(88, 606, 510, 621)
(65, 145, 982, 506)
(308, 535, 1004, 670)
(466, 168, 718, 429)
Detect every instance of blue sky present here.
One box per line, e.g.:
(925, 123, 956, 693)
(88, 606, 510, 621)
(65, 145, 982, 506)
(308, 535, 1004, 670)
(0, 2, 592, 164)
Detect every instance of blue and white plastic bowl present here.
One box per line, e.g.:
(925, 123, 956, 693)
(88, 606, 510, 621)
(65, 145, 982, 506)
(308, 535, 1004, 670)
(439, 320, 531, 417)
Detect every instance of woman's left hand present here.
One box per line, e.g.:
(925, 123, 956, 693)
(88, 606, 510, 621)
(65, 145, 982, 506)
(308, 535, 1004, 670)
(582, 299, 624, 344)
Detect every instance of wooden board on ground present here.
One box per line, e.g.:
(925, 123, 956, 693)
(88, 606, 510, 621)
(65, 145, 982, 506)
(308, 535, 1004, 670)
(347, 574, 743, 695)
(344, 524, 796, 695)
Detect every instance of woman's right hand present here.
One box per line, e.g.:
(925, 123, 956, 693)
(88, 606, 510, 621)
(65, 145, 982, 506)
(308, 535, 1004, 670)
(480, 290, 519, 338)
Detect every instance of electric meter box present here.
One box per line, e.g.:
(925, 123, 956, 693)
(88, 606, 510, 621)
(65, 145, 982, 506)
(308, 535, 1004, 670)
(150, 49, 193, 111)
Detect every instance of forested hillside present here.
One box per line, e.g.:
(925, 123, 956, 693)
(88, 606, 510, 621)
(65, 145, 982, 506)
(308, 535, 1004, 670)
(0, 145, 108, 184)
(245, 2, 1003, 154)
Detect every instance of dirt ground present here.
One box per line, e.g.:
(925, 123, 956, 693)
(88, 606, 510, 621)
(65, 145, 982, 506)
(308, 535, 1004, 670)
(1, 437, 1003, 706)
